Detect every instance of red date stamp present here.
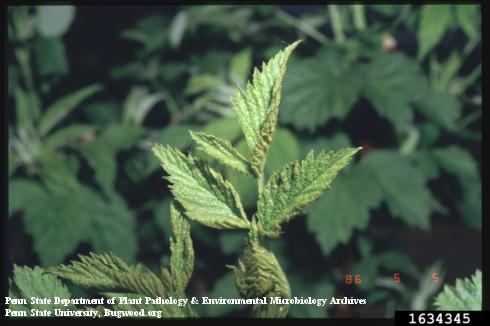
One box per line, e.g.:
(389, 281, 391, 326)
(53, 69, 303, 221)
(344, 272, 440, 285)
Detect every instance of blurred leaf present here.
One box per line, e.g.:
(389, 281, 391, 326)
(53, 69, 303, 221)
(14, 87, 33, 129)
(363, 53, 427, 129)
(370, 5, 405, 17)
(432, 146, 478, 180)
(123, 86, 168, 126)
(417, 5, 452, 60)
(458, 180, 481, 230)
(203, 117, 242, 143)
(39, 84, 102, 136)
(455, 5, 479, 39)
(229, 47, 252, 85)
(90, 194, 137, 263)
(288, 276, 334, 317)
(219, 231, 246, 255)
(307, 165, 382, 255)
(265, 128, 300, 175)
(202, 273, 244, 316)
(23, 185, 95, 266)
(34, 37, 69, 76)
(184, 74, 222, 95)
(83, 101, 121, 125)
(300, 133, 352, 158)
(360, 150, 434, 229)
(281, 46, 362, 132)
(415, 93, 461, 130)
(169, 11, 188, 49)
(226, 139, 257, 208)
(434, 270, 481, 310)
(78, 139, 117, 196)
(100, 123, 145, 152)
(44, 124, 95, 149)
(9, 179, 46, 217)
(36, 5, 76, 38)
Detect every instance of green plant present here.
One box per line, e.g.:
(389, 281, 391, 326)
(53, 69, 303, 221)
(433, 270, 481, 311)
(9, 41, 360, 318)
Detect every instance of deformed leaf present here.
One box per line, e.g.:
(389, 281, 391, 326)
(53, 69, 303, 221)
(9, 265, 74, 312)
(49, 253, 169, 298)
(257, 147, 361, 236)
(169, 202, 194, 294)
(227, 221, 291, 318)
(232, 40, 301, 175)
(434, 270, 481, 310)
(190, 130, 252, 176)
(152, 144, 250, 230)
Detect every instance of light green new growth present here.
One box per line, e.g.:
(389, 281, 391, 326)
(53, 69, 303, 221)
(9, 41, 360, 318)
(169, 201, 194, 295)
(190, 130, 253, 176)
(232, 40, 301, 176)
(152, 144, 249, 230)
(434, 269, 481, 311)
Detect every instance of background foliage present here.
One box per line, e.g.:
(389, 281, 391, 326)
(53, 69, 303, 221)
(7, 4, 481, 317)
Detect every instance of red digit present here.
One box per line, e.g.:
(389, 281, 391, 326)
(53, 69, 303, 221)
(355, 275, 361, 284)
(393, 273, 400, 283)
(432, 273, 439, 282)
(345, 274, 352, 284)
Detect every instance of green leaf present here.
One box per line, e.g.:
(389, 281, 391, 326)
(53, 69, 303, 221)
(203, 117, 242, 143)
(306, 166, 383, 255)
(229, 47, 252, 85)
(227, 222, 291, 318)
(39, 84, 102, 136)
(9, 179, 46, 217)
(265, 128, 300, 175)
(44, 124, 95, 149)
(257, 147, 360, 236)
(99, 123, 146, 151)
(13, 87, 33, 129)
(359, 150, 434, 229)
(281, 46, 362, 132)
(169, 202, 194, 294)
(434, 270, 481, 310)
(78, 139, 117, 196)
(417, 5, 453, 60)
(456, 5, 479, 39)
(288, 276, 334, 317)
(232, 40, 301, 175)
(36, 5, 76, 38)
(49, 253, 170, 298)
(190, 130, 252, 176)
(415, 93, 461, 130)
(152, 144, 249, 230)
(90, 195, 138, 264)
(363, 53, 427, 129)
(432, 146, 478, 180)
(34, 37, 69, 76)
(169, 11, 188, 49)
(9, 265, 74, 312)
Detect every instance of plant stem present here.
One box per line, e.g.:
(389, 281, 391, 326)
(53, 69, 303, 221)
(258, 174, 264, 195)
(351, 5, 366, 31)
(274, 9, 328, 45)
(328, 5, 345, 44)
